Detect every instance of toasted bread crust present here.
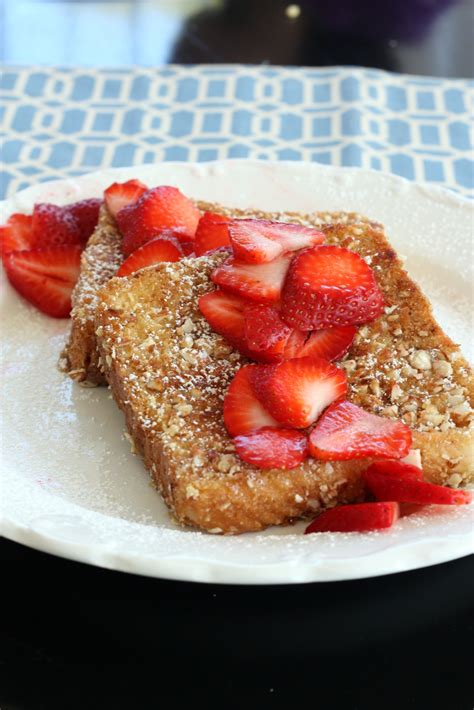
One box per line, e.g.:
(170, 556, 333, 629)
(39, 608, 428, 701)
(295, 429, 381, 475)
(94, 222, 473, 533)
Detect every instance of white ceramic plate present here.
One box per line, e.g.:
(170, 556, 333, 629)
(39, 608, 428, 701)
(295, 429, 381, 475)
(1, 160, 473, 585)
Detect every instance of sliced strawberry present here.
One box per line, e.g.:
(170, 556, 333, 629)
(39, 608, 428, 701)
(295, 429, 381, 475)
(365, 460, 423, 480)
(282, 328, 309, 358)
(308, 400, 412, 460)
(66, 198, 101, 242)
(117, 237, 183, 277)
(179, 241, 195, 257)
(194, 212, 230, 256)
(305, 502, 400, 534)
(363, 468, 472, 506)
(3, 245, 81, 318)
(211, 253, 292, 303)
(234, 427, 309, 470)
(118, 186, 201, 257)
(103, 179, 148, 219)
(228, 219, 325, 263)
(223, 365, 279, 437)
(30, 203, 82, 248)
(199, 289, 248, 352)
(244, 303, 294, 358)
(251, 357, 347, 429)
(281, 245, 385, 330)
(0, 214, 34, 256)
(289, 325, 357, 361)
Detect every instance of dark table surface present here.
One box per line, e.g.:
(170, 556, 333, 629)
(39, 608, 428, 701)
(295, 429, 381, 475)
(1, 1, 473, 707)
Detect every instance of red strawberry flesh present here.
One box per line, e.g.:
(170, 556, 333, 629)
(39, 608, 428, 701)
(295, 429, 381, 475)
(305, 502, 400, 534)
(211, 253, 292, 303)
(244, 303, 294, 357)
(117, 236, 183, 277)
(3, 245, 81, 318)
(251, 357, 347, 429)
(66, 198, 101, 242)
(223, 365, 279, 437)
(228, 219, 325, 263)
(291, 325, 357, 361)
(234, 427, 309, 470)
(363, 469, 472, 505)
(104, 179, 148, 219)
(281, 245, 384, 330)
(118, 186, 200, 257)
(364, 460, 423, 480)
(0, 213, 34, 256)
(309, 400, 412, 460)
(194, 212, 230, 256)
(31, 203, 82, 248)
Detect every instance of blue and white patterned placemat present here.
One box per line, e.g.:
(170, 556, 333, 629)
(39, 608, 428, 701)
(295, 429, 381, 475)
(1, 65, 473, 200)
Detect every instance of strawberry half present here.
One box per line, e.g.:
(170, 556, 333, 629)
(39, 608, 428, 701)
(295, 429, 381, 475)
(104, 179, 148, 219)
(363, 467, 472, 506)
(251, 357, 347, 429)
(365, 460, 423, 480)
(118, 186, 201, 257)
(305, 502, 400, 534)
(244, 303, 297, 359)
(199, 289, 248, 353)
(223, 365, 279, 437)
(30, 203, 82, 248)
(211, 253, 292, 303)
(194, 212, 230, 256)
(0, 213, 34, 256)
(281, 245, 385, 330)
(287, 325, 357, 361)
(308, 400, 412, 460)
(66, 198, 101, 242)
(228, 219, 325, 263)
(3, 245, 81, 318)
(234, 427, 309, 470)
(117, 236, 183, 277)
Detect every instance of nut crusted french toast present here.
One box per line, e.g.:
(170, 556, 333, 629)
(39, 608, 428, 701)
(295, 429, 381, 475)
(62, 203, 377, 385)
(94, 220, 473, 534)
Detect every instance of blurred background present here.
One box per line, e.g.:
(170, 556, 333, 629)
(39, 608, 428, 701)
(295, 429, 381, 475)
(1, 0, 473, 77)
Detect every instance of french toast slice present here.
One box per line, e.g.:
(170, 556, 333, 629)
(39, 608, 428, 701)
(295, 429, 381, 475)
(94, 224, 473, 534)
(61, 202, 376, 385)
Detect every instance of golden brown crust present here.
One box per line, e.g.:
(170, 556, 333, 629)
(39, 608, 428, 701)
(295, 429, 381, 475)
(94, 223, 473, 534)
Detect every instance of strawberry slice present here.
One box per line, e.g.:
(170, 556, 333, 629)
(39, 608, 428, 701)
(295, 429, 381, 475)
(244, 303, 296, 358)
(251, 357, 347, 429)
(305, 502, 400, 534)
(308, 400, 412, 460)
(30, 203, 82, 248)
(3, 245, 81, 318)
(365, 460, 423, 480)
(199, 291, 295, 363)
(234, 427, 309, 470)
(281, 245, 385, 330)
(118, 186, 201, 257)
(288, 325, 357, 361)
(211, 253, 292, 303)
(104, 179, 148, 219)
(363, 467, 472, 505)
(194, 212, 230, 256)
(199, 289, 248, 353)
(0, 214, 34, 256)
(66, 198, 101, 242)
(223, 365, 279, 437)
(117, 236, 183, 277)
(228, 219, 325, 264)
